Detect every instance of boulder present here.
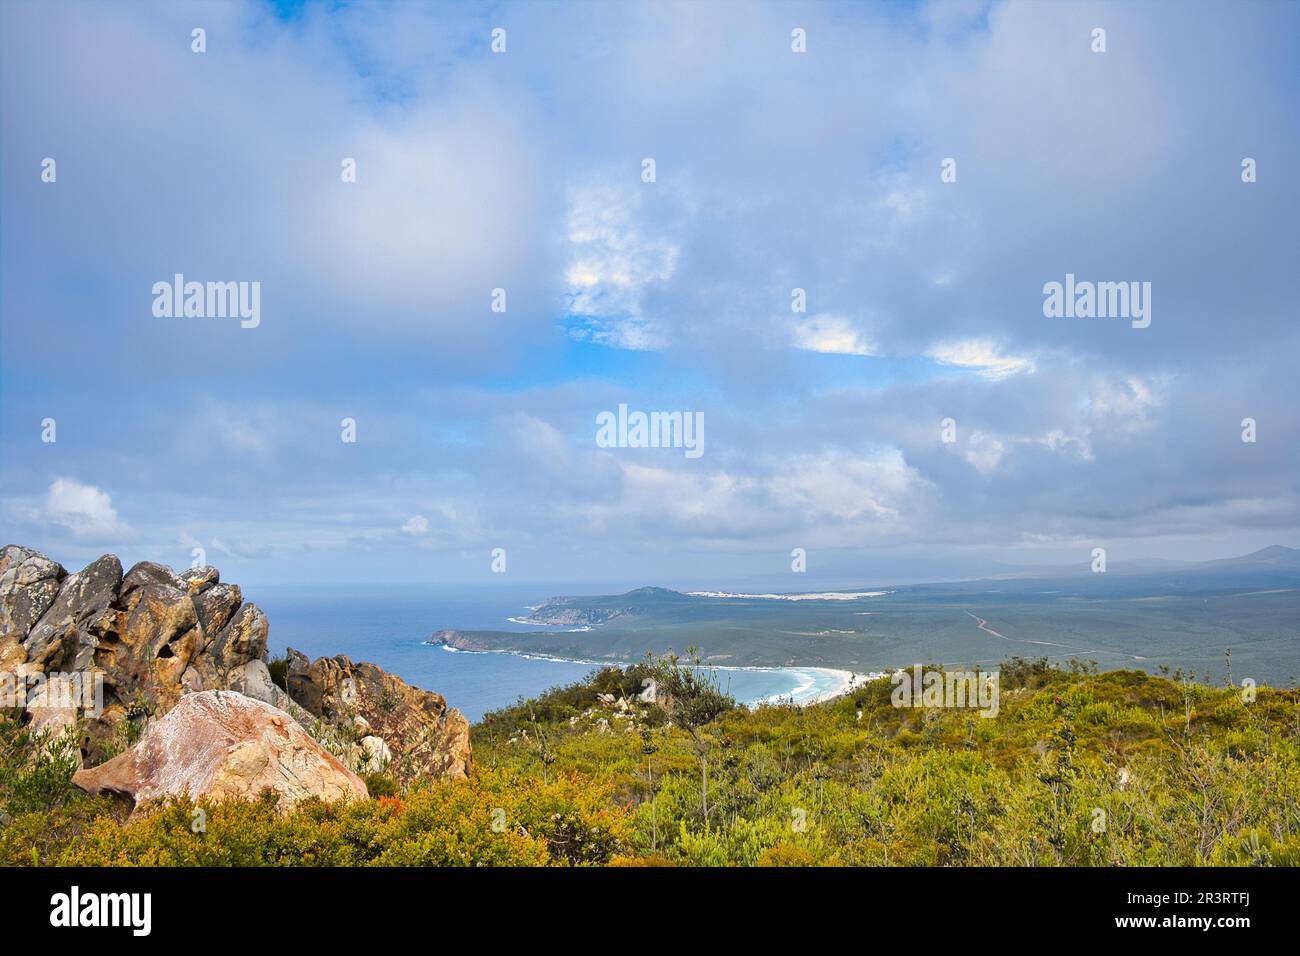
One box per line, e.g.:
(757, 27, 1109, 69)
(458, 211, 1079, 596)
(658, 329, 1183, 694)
(208, 603, 269, 672)
(193, 582, 242, 635)
(181, 601, 269, 698)
(286, 649, 471, 781)
(72, 690, 368, 812)
(226, 658, 279, 704)
(359, 735, 392, 770)
(100, 582, 201, 713)
(23, 554, 122, 672)
(227, 659, 316, 726)
(119, 561, 185, 612)
(178, 565, 219, 595)
(284, 650, 348, 716)
(0, 546, 67, 663)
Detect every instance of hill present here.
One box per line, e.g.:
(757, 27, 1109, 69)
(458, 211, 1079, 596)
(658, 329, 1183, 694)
(430, 546, 1300, 682)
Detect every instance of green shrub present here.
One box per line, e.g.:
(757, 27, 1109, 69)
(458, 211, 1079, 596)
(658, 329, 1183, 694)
(0, 718, 82, 816)
(1, 660, 1297, 868)
(267, 656, 290, 692)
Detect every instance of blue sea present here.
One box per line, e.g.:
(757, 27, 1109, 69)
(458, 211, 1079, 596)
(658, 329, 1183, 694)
(255, 585, 848, 722)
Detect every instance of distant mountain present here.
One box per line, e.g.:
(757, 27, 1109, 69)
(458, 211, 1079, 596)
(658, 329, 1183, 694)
(522, 547, 1300, 618)
(1192, 545, 1300, 570)
(979, 557, 1198, 580)
(959, 545, 1300, 584)
(523, 586, 699, 626)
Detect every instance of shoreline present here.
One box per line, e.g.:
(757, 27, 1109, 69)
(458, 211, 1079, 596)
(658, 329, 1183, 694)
(745, 665, 887, 706)
(430, 641, 876, 707)
(782, 666, 878, 705)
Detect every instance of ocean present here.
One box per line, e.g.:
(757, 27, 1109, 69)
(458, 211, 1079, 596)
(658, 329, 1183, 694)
(254, 585, 847, 722)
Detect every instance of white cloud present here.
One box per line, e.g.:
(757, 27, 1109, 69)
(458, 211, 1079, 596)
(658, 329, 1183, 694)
(1084, 375, 1166, 431)
(1038, 428, 1093, 462)
(959, 425, 1093, 474)
(45, 478, 125, 537)
(767, 449, 923, 523)
(563, 184, 679, 350)
(401, 514, 431, 535)
(606, 448, 930, 543)
(791, 315, 877, 356)
(927, 339, 1036, 379)
(619, 462, 744, 525)
(964, 431, 1007, 474)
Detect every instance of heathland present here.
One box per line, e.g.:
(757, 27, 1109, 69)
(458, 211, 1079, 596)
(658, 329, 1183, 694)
(4, 655, 1297, 866)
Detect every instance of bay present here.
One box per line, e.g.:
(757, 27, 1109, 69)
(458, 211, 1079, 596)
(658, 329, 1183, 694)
(254, 585, 838, 722)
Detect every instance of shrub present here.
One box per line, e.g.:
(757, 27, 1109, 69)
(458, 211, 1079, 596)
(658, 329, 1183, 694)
(0, 718, 82, 816)
(1, 663, 1297, 868)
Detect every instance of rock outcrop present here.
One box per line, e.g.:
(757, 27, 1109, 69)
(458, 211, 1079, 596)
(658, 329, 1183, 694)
(286, 650, 471, 781)
(1, 545, 471, 787)
(72, 691, 367, 811)
(0, 546, 272, 764)
(0, 546, 67, 668)
(22, 552, 121, 673)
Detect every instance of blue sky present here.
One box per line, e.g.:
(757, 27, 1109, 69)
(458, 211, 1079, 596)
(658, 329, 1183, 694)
(2, 0, 1297, 588)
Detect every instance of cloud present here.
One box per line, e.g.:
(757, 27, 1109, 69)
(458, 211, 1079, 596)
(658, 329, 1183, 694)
(563, 184, 679, 350)
(791, 315, 877, 357)
(401, 515, 430, 535)
(45, 478, 125, 537)
(927, 339, 1035, 379)
(0, 0, 559, 378)
(0, 0, 1295, 583)
(575, 448, 934, 551)
(1084, 375, 1165, 431)
(964, 432, 1006, 473)
(765, 450, 929, 526)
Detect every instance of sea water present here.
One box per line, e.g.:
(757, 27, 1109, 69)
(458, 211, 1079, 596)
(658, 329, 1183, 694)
(255, 585, 839, 722)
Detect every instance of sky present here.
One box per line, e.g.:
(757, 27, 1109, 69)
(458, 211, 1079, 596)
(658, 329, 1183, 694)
(1, 0, 1297, 590)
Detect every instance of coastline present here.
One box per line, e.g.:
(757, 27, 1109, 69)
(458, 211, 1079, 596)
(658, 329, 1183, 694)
(747, 665, 886, 706)
(431, 641, 876, 708)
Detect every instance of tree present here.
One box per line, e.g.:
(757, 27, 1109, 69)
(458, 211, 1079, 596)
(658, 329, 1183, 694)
(649, 648, 734, 821)
(640, 724, 659, 850)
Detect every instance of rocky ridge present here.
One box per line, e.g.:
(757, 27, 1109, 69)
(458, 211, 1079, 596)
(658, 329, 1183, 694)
(0, 545, 470, 805)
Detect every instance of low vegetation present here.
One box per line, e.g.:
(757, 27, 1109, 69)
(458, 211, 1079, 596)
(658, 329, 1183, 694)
(2, 655, 1298, 866)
